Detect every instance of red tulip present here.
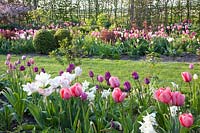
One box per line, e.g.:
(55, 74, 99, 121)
(112, 88, 126, 103)
(154, 87, 172, 104)
(60, 88, 71, 100)
(171, 91, 185, 106)
(70, 83, 83, 97)
(181, 72, 192, 82)
(109, 76, 120, 88)
(179, 113, 193, 128)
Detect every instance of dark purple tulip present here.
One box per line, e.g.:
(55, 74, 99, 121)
(123, 81, 131, 92)
(59, 70, 64, 76)
(66, 67, 72, 73)
(33, 66, 38, 72)
(89, 70, 94, 78)
(132, 71, 139, 80)
(12, 66, 16, 70)
(105, 71, 111, 81)
(80, 92, 88, 101)
(96, 85, 99, 89)
(27, 61, 31, 67)
(97, 75, 104, 82)
(69, 64, 75, 70)
(144, 78, 150, 84)
(41, 68, 45, 73)
(20, 65, 25, 71)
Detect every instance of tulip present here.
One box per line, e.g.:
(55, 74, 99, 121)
(69, 63, 75, 70)
(75, 66, 82, 76)
(154, 87, 172, 104)
(80, 92, 88, 101)
(60, 88, 72, 100)
(7, 54, 11, 61)
(29, 58, 34, 64)
(20, 65, 25, 71)
(132, 71, 139, 80)
(70, 83, 83, 97)
(171, 91, 185, 106)
(27, 61, 31, 67)
(189, 64, 194, 69)
(109, 76, 120, 88)
(41, 68, 45, 73)
(105, 71, 111, 81)
(66, 67, 72, 73)
(89, 70, 94, 78)
(179, 113, 193, 128)
(33, 66, 38, 72)
(59, 70, 64, 76)
(123, 81, 131, 92)
(193, 74, 198, 80)
(181, 72, 192, 82)
(112, 88, 126, 103)
(144, 78, 150, 84)
(97, 75, 104, 83)
(22, 55, 26, 60)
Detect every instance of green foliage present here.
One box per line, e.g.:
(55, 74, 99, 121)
(54, 29, 72, 44)
(33, 29, 57, 54)
(150, 37, 169, 55)
(0, 36, 35, 54)
(97, 13, 111, 29)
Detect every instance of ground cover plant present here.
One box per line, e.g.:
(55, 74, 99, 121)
(0, 54, 200, 132)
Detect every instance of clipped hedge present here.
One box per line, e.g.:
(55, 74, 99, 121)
(33, 29, 57, 54)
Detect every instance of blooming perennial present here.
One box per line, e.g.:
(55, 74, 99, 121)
(139, 112, 158, 133)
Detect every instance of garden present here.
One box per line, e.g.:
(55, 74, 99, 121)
(0, 0, 200, 132)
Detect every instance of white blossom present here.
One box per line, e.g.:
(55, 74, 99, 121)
(170, 106, 178, 117)
(167, 37, 174, 43)
(38, 87, 55, 97)
(75, 66, 82, 76)
(35, 72, 51, 87)
(22, 82, 39, 95)
(101, 89, 111, 99)
(193, 74, 198, 80)
(82, 80, 90, 91)
(86, 91, 95, 101)
(139, 112, 157, 133)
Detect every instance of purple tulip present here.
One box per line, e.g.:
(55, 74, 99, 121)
(27, 61, 31, 67)
(132, 71, 139, 80)
(33, 66, 38, 72)
(17, 59, 21, 64)
(66, 67, 72, 73)
(59, 70, 64, 76)
(80, 92, 88, 101)
(105, 71, 111, 81)
(5, 60, 10, 65)
(20, 65, 25, 71)
(123, 81, 131, 92)
(96, 85, 99, 89)
(89, 70, 94, 78)
(41, 68, 45, 73)
(97, 75, 104, 82)
(144, 78, 150, 84)
(69, 64, 75, 70)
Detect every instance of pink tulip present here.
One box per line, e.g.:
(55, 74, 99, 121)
(70, 83, 83, 97)
(154, 87, 172, 104)
(60, 88, 72, 100)
(112, 88, 126, 103)
(179, 113, 193, 128)
(109, 76, 120, 88)
(181, 72, 192, 82)
(171, 91, 185, 106)
(189, 64, 194, 69)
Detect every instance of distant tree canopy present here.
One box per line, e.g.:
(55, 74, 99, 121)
(1, 0, 200, 28)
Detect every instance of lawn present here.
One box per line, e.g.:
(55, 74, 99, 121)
(0, 54, 199, 89)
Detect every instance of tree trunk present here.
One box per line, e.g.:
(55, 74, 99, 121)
(186, 0, 190, 20)
(130, 0, 134, 22)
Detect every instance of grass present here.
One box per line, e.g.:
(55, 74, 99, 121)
(0, 54, 199, 89)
